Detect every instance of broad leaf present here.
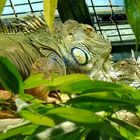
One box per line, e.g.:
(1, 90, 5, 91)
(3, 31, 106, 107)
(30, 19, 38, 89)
(124, 0, 140, 50)
(19, 109, 55, 127)
(91, 122, 126, 139)
(0, 124, 38, 140)
(43, 0, 58, 32)
(23, 73, 50, 89)
(26, 125, 52, 140)
(47, 106, 103, 126)
(34, 123, 84, 140)
(47, 74, 135, 95)
(0, 0, 6, 16)
(49, 107, 126, 140)
(68, 92, 140, 106)
(109, 117, 140, 139)
(0, 56, 23, 94)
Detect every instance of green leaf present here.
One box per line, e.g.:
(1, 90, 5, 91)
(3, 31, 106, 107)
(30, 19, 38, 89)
(23, 73, 50, 89)
(67, 92, 139, 114)
(68, 92, 140, 106)
(86, 129, 101, 140)
(50, 74, 90, 87)
(19, 109, 55, 127)
(68, 101, 138, 114)
(26, 125, 50, 140)
(84, 122, 126, 139)
(34, 123, 84, 140)
(132, 89, 140, 99)
(47, 74, 135, 94)
(109, 117, 140, 139)
(0, 124, 38, 140)
(43, 0, 58, 32)
(46, 107, 125, 138)
(0, 0, 6, 16)
(124, 0, 140, 50)
(90, 122, 127, 140)
(47, 106, 102, 126)
(0, 56, 23, 94)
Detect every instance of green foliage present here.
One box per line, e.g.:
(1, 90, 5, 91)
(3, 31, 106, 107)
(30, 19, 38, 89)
(0, 67, 140, 139)
(0, 1, 140, 139)
(124, 0, 140, 50)
(0, 56, 23, 94)
(19, 109, 55, 127)
(0, 0, 6, 16)
(0, 57, 139, 139)
(0, 123, 38, 140)
(43, 0, 58, 32)
(24, 73, 50, 89)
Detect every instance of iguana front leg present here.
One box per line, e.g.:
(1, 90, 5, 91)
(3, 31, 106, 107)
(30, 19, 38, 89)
(27, 52, 66, 102)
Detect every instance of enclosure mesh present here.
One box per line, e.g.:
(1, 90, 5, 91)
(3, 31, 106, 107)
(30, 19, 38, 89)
(2, 0, 135, 46)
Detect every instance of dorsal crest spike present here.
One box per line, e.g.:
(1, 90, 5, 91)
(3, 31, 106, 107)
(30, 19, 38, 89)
(0, 14, 46, 34)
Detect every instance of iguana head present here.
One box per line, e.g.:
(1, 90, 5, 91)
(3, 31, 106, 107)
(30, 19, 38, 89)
(114, 59, 140, 86)
(56, 20, 112, 81)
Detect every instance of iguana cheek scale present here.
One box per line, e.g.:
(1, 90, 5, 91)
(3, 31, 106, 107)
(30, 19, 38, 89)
(0, 15, 112, 101)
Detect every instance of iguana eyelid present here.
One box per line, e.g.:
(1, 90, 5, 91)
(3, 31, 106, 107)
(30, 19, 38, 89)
(71, 47, 91, 65)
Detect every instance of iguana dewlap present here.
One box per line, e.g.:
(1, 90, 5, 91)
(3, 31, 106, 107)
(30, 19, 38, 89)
(0, 15, 112, 81)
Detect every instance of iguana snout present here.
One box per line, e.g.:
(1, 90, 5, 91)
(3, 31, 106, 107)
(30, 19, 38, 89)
(58, 20, 112, 81)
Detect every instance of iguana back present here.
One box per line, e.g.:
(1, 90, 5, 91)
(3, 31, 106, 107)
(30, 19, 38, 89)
(0, 15, 64, 78)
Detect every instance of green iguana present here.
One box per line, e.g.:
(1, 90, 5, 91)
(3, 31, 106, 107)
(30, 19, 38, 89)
(114, 53, 140, 88)
(0, 14, 113, 100)
(0, 14, 112, 79)
(1, 15, 140, 127)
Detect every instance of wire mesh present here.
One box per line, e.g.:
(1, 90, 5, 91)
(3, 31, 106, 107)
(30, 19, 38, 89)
(88, 0, 135, 44)
(2, 0, 43, 16)
(1, 0, 136, 55)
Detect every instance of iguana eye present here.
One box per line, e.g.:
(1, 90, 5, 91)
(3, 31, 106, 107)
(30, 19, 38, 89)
(71, 47, 91, 65)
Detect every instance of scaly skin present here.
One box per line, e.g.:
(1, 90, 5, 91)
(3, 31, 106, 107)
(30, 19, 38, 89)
(0, 15, 112, 101)
(114, 58, 140, 87)
(1, 15, 140, 126)
(0, 15, 112, 80)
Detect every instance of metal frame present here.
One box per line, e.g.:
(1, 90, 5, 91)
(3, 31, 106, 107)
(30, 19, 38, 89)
(2, 0, 137, 53)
